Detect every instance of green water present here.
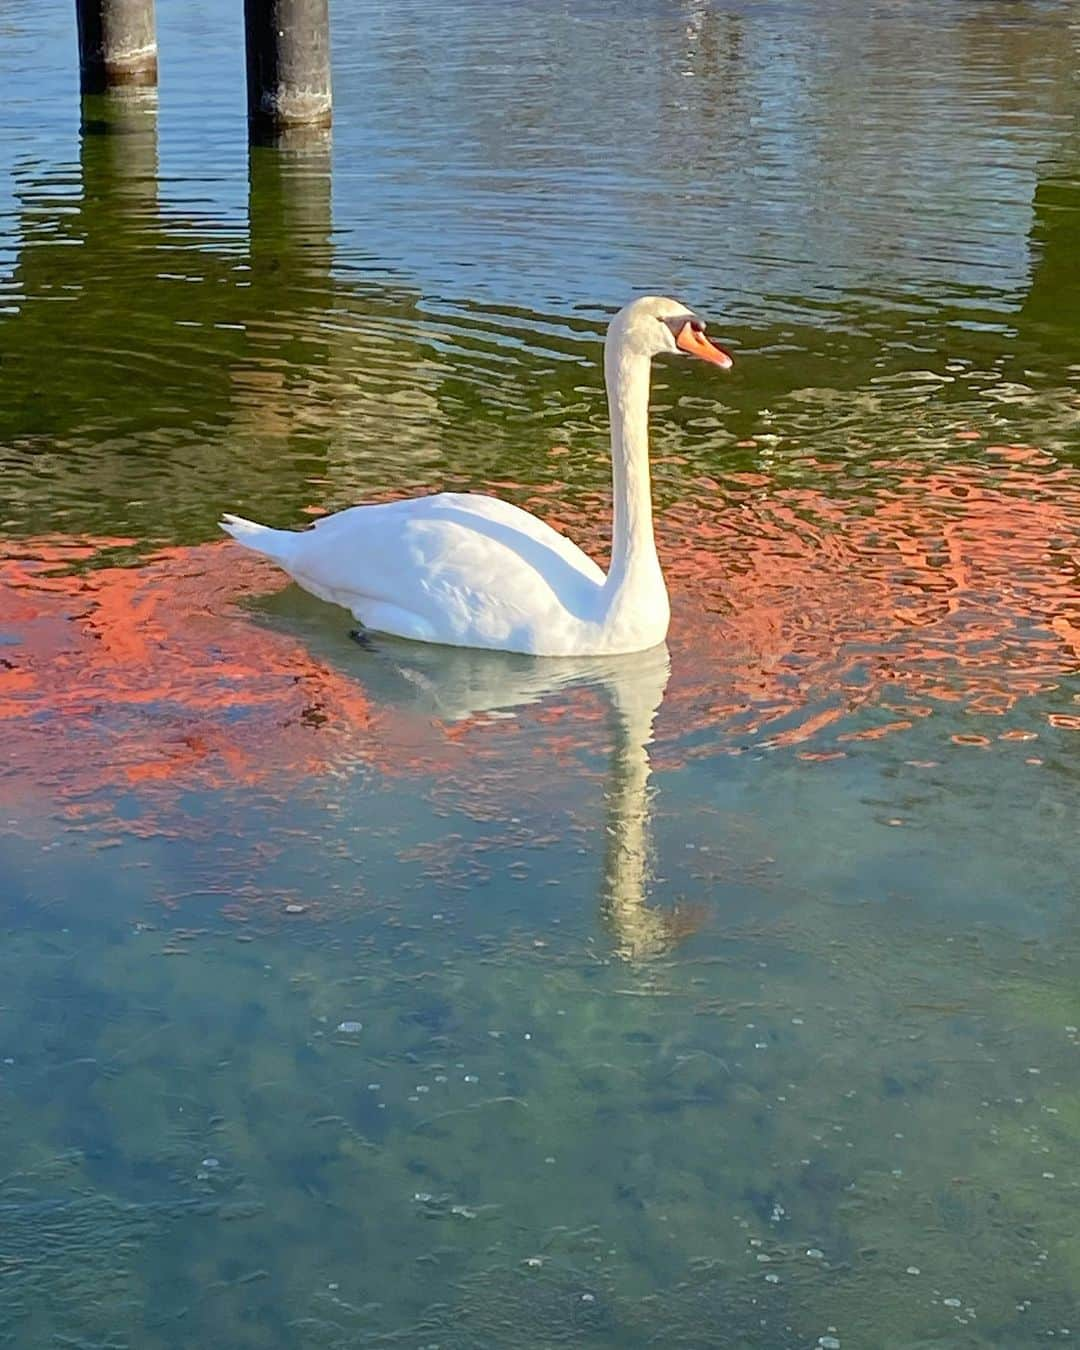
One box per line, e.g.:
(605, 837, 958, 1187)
(2, 1, 1080, 1345)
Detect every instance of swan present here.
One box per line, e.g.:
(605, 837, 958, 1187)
(220, 296, 732, 656)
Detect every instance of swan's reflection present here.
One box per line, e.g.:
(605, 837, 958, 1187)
(254, 587, 678, 959)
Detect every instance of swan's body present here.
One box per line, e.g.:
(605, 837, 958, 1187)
(221, 296, 731, 656)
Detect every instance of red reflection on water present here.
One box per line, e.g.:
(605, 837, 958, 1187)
(1, 454, 1078, 813)
(0, 539, 374, 807)
(655, 452, 1080, 757)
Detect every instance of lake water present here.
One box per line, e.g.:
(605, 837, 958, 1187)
(2, 1, 1080, 1345)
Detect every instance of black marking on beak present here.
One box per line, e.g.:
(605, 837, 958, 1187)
(662, 314, 706, 339)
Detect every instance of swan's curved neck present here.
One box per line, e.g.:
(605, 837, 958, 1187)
(603, 339, 663, 599)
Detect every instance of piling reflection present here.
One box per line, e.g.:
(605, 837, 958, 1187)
(231, 133, 335, 445)
(0, 91, 257, 529)
(1020, 132, 1080, 359)
(79, 89, 159, 214)
(0, 102, 433, 537)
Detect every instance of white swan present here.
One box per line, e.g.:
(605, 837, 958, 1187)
(220, 296, 732, 656)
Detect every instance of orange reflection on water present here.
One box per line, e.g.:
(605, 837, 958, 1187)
(656, 450, 1080, 756)
(0, 451, 1078, 814)
(0, 538, 372, 806)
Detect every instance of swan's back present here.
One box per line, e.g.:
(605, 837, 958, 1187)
(228, 491, 615, 654)
(310, 493, 602, 583)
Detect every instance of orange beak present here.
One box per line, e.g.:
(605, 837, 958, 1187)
(676, 323, 733, 369)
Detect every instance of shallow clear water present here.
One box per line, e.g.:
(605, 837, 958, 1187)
(2, 1, 1080, 1345)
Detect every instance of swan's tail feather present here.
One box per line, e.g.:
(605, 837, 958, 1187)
(219, 513, 298, 565)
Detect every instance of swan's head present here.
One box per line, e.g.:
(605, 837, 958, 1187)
(608, 295, 733, 369)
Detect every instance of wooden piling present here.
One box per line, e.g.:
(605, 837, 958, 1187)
(244, 0, 332, 142)
(75, 0, 157, 93)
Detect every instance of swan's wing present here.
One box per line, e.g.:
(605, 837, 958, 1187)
(309, 493, 601, 572)
(287, 493, 607, 650)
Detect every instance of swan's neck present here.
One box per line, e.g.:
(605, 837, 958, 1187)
(604, 342, 664, 600)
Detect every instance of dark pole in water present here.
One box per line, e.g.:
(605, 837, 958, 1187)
(75, 0, 157, 93)
(244, 0, 333, 142)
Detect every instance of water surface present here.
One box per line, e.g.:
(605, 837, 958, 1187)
(1, 1, 1080, 1345)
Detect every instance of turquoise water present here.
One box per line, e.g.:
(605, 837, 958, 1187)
(2, 1, 1080, 1345)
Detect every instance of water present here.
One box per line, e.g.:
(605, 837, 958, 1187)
(2, 0, 1080, 1344)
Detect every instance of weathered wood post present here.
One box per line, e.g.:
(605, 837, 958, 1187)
(244, 0, 333, 143)
(75, 0, 157, 93)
